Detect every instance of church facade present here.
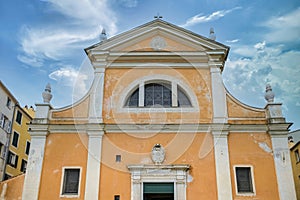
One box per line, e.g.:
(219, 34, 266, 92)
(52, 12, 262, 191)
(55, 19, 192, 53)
(21, 19, 296, 200)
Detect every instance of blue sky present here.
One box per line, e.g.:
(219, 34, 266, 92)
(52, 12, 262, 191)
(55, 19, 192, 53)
(0, 0, 299, 130)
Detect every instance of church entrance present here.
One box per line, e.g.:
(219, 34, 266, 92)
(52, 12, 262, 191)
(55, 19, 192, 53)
(143, 183, 174, 200)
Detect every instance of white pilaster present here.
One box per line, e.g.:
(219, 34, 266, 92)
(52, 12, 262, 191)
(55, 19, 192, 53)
(212, 131, 232, 200)
(265, 102, 296, 199)
(210, 66, 228, 123)
(22, 103, 51, 200)
(89, 68, 105, 123)
(270, 133, 297, 200)
(131, 180, 141, 200)
(84, 130, 104, 200)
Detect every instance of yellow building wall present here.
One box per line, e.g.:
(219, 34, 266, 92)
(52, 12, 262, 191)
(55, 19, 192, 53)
(38, 133, 88, 200)
(228, 132, 280, 199)
(6, 106, 34, 178)
(290, 143, 300, 199)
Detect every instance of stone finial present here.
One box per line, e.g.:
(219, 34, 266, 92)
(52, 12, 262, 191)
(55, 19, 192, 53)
(264, 84, 275, 103)
(100, 28, 107, 41)
(42, 83, 53, 103)
(209, 27, 216, 40)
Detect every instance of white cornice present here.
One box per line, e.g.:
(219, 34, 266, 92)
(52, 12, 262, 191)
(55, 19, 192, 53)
(38, 123, 277, 134)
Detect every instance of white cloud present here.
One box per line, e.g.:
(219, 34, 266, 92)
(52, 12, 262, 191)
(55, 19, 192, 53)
(232, 46, 256, 57)
(18, 0, 117, 66)
(117, 0, 138, 8)
(226, 39, 239, 43)
(20, 26, 99, 61)
(181, 7, 242, 28)
(17, 54, 43, 67)
(224, 42, 300, 107)
(49, 62, 93, 101)
(262, 7, 300, 43)
(49, 67, 81, 85)
(254, 41, 266, 50)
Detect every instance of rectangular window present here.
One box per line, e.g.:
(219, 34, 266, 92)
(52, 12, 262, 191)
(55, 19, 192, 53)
(25, 141, 30, 155)
(0, 143, 4, 158)
(1, 115, 11, 133)
(235, 167, 254, 194)
(7, 151, 18, 168)
(12, 131, 19, 148)
(61, 168, 81, 196)
(16, 110, 22, 125)
(295, 150, 300, 163)
(114, 195, 120, 200)
(21, 159, 27, 173)
(0, 113, 4, 128)
(6, 97, 11, 108)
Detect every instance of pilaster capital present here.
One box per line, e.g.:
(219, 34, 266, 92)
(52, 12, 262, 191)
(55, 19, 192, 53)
(209, 66, 221, 73)
(87, 131, 104, 137)
(94, 67, 106, 73)
(268, 123, 292, 137)
(211, 130, 229, 138)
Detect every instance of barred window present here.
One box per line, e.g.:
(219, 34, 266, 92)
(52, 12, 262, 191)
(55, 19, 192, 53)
(126, 81, 191, 108)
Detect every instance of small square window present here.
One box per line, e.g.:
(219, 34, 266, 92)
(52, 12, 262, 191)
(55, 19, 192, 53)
(235, 167, 254, 194)
(61, 168, 81, 196)
(114, 195, 120, 200)
(12, 132, 19, 148)
(16, 110, 22, 125)
(116, 155, 121, 162)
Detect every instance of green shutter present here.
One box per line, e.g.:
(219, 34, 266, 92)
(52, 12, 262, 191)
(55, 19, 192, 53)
(143, 183, 174, 194)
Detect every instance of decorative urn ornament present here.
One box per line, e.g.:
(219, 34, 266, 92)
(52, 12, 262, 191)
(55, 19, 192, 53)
(264, 84, 275, 103)
(42, 83, 53, 103)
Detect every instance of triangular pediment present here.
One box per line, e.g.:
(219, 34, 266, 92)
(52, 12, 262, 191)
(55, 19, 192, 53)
(85, 19, 229, 53)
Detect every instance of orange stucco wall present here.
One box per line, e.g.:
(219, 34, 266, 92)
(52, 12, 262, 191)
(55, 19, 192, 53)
(228, 132, 279, 199)
(99, 132, 217, 200)
(38, 133, 88, 200)
(227, 94, 266, 124)
(51, 96, 90, 124)
(117, 35, 206, 52)
(0, 174, 24, 199)
(103, 68, 212, 124)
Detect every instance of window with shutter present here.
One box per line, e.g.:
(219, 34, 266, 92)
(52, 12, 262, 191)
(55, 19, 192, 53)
(61, 168, 81, 196)
(235, 167, 254, 194)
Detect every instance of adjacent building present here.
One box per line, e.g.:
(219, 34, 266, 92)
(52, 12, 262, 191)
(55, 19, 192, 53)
(0, 81, 18, 181)
(15, 19, 297, 200)
(4, 105, 34, 179)
(289, 129, 300, 199)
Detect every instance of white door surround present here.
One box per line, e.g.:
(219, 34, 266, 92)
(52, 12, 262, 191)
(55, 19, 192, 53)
(128, 164, 190, 200)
